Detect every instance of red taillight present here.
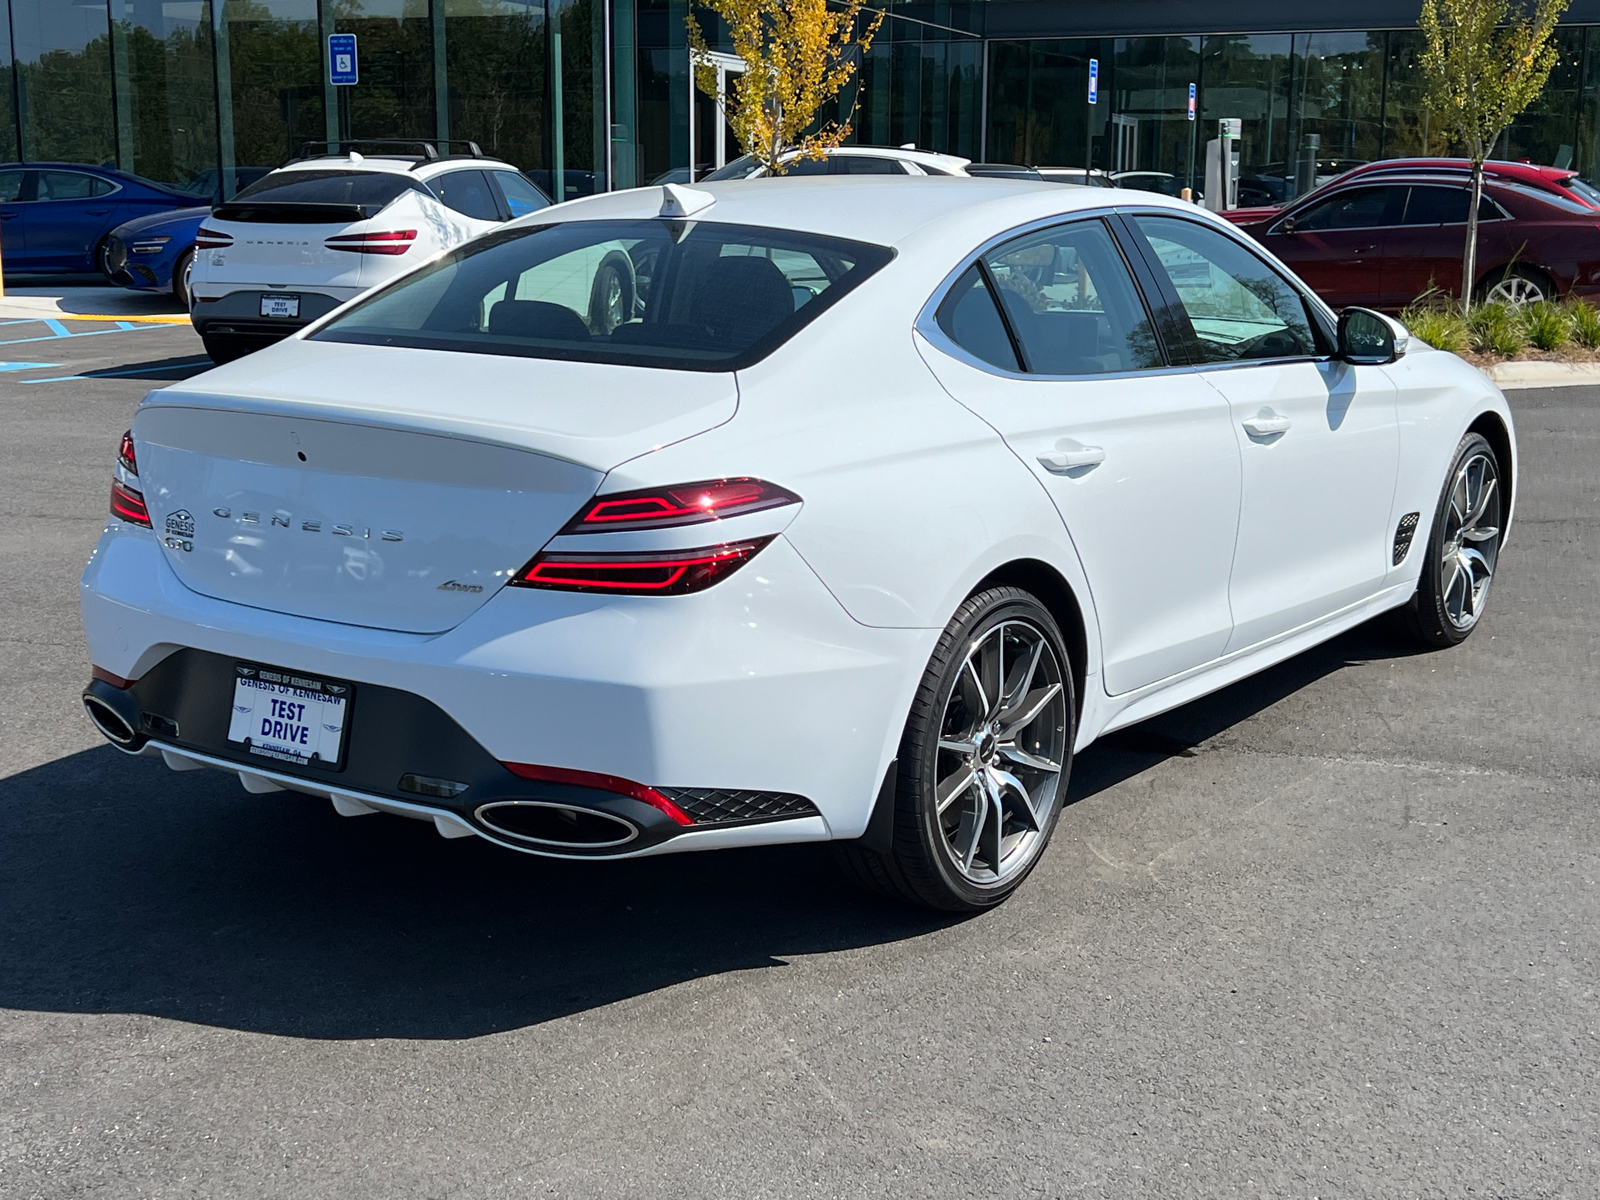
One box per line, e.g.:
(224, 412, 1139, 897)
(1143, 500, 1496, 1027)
(501, 762, 694, 826)
(325, 229, 418, 255)
(117, 430, 137, 475)
(110, 479, 151, 527)
(194, 227, 232, 250)
(562, 478, 800, 534)
(509, 537, 771, 596)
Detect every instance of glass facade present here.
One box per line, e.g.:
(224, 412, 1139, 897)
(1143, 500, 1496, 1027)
(1, 1, 1600, 204)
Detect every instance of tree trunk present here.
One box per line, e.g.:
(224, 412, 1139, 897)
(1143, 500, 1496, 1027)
(1462, 159, 1484, 313)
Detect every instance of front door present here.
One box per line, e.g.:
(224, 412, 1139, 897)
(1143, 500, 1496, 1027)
(917, 215, 1243, 696)
(0, 168, 26, 269)
(1126, 212, 1401, 651)
(1253, 184, 1405, 308)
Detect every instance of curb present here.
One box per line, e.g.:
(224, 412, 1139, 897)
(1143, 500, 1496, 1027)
(1480, 360, 1600, 390)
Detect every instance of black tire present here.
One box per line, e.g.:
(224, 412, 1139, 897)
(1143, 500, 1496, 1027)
(587, 250, 636, 335)
(836, 587, 1075, 912)
(1476, 264, 1552, 306)
(95, 236, 117, 282)
(172, 248, 194, 310)
(201, 333, 253, 365)
(1401, 432, 1503, 647)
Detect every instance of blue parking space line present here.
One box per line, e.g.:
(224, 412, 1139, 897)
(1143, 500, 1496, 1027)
(43, 318, 70, 337)
(0, 324, 160, 348)
(0, 361, 60, 372)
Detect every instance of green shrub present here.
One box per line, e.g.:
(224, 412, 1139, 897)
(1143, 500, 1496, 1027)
(1400, 304, 1469, 353)
(1521, 300, 1573, 351)
(1566, 299, 1600, 348)
(1468, 302, 1526, 357)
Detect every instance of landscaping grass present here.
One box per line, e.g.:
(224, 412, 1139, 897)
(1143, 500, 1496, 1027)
(1399, 296, 1600, 361)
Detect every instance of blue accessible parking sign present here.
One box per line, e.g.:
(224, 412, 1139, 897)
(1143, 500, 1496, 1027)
(328, 33, 358, 86)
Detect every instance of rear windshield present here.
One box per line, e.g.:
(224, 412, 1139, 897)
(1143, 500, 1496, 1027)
(310, 218, 893, 371)
(233, 169, 424, 208)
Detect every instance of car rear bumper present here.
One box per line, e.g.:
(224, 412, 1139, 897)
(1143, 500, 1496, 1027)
(190, 289, 350, 343)
(80, 526, 930, 852)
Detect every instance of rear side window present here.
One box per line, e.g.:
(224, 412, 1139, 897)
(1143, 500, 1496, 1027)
(430, 169, 501, 221)
(1290, 185, 1403, 231)
(1402, 185, 1502, 225)
(233, 169, 423, 208)
(935, 266, 1020, 371)
(982, 219, 1162, 375)
(312, 218, 893, 371)
(37, 171, 114, 200)
(834, 156, 904, 175)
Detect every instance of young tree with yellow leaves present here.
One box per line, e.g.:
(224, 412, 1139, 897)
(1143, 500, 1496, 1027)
(687, 0, 882, 175)
(1418, 0, 1570, 308)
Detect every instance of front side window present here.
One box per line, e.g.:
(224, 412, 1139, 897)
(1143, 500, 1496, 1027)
(313, 218, 892, 371)
(1290, 185, 1403, 232)
(1134, 215, 1318, 364)
(981, 219, 1162, 375)
(493, 171, 550, 219)
(37, 171, 114, 201)
(0, 170, 23, 203)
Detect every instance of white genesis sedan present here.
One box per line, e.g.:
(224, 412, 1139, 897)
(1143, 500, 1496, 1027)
(82, 177, 1515, 911)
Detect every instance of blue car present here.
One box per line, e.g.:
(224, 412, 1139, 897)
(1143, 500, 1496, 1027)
(101, 205, 209, 307)
(0, 162, 202, 277)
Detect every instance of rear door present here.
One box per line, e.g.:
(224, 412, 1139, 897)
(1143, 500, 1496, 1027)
(31, 170, 120, 271)
(1384, 184, 1506, 305)
(1127, 213, 1399, 651)
(1252, 184, 1405, 307)
(918, 215, 1243, 696)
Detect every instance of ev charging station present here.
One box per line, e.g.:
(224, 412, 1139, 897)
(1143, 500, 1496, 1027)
(1204, 118, 1241, 212)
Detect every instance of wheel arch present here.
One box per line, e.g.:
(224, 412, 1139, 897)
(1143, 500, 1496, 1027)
(969, 558, 1089, 726)
(1474, 259, 1559, 301)
(1467, 409, 1516, 529)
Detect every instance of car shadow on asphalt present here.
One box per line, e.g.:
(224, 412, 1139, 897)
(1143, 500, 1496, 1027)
(0, 618, 1427, 1041)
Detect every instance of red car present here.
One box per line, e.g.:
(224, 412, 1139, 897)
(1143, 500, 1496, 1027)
(1228, 168, 1600, 308)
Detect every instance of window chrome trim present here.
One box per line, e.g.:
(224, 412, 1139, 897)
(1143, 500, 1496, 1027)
(913, 207, 1195, 383)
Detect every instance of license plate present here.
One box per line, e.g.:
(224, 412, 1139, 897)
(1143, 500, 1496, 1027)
(260, 293, 300, 319)
(227, 663, 350, 768)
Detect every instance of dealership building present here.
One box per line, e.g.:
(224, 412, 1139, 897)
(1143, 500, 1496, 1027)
(5, 0, 1600, 202)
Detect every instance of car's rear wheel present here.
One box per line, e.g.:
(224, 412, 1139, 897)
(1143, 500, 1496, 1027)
(1402, 433, 1503, 647)
(172, 248, 194, 310)
(1478, 265, 1551, 306)
(201, 333, 254, 365)
(836, 587, 1074, 912)
(587, 250, 635, 335)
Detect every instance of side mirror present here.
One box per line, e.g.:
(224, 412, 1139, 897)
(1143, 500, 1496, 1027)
(1280, 216, 1297, 235)
(1338, 306, 1404, 365)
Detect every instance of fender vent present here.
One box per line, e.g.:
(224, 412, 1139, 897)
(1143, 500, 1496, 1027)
(1393, 512, 1421, 565)
(657, 788, 819, 826)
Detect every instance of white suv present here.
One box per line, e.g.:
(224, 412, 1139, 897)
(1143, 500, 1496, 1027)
(702, 144, 974, 179)
(190, 142, 551, 363)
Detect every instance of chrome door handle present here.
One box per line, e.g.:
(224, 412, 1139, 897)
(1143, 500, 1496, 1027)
(1242, 408, 1292, 439)
(1037, 441, 1106, 473)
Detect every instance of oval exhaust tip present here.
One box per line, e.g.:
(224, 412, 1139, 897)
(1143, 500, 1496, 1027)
(476, 800, 639, 850)
(83, 693, 138, 747)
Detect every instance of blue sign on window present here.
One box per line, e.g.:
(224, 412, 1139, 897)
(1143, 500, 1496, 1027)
(1088, 58, 1099, 105)
(328, 33, 358, 86)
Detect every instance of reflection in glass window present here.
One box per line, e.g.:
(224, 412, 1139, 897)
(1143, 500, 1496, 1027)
(315, 219, 891, 370)
(445, 0, 544, 179)
(982, 219, 1162, 375)
(1402, 185, 1503, 224)
(494, 171, 551, 218)
(1292, 186, 1402, 231)
(11, 0, 115, 163)
(219, 0, 322, 194)
(111, 0, 218, 187)
(36, 171, 114, 200)
(1135, 215, 1318, 364)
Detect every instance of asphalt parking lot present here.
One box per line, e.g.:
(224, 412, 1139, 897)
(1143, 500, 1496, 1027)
(2, 320, 1597, 1199)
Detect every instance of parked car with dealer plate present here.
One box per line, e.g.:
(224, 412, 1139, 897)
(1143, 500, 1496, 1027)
(189, 141, 550, 363)
(85, 177, 1515, 912)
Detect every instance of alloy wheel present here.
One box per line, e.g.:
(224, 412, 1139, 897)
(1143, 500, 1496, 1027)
(1485, 275, 1545, 306)
(933, 619, 1068, 885)
(1439, 450, 1501, 631)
